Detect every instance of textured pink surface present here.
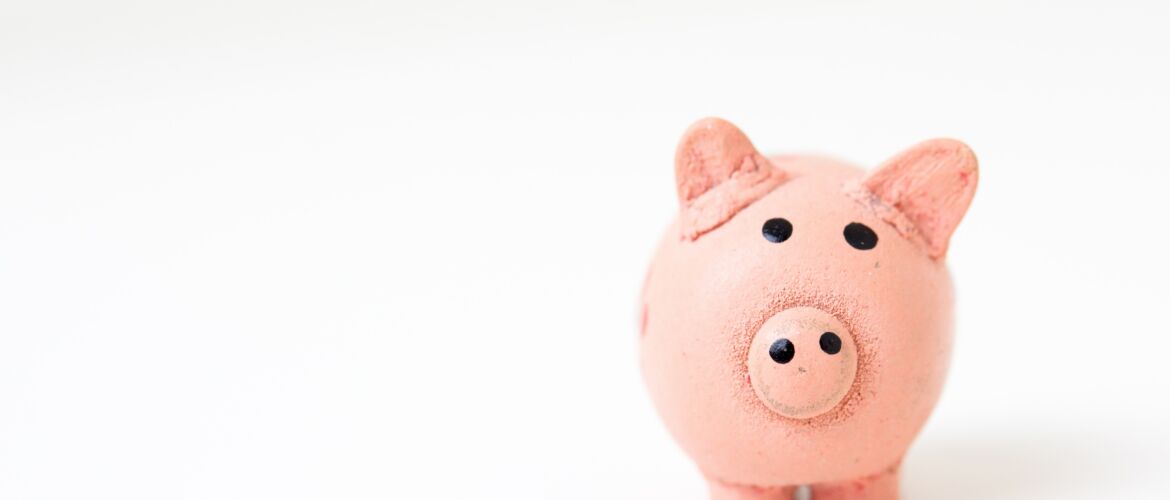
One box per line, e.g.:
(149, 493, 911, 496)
(747, 307, 858, 419)
(851, 138, 978, 259)
(640, 118, 978, 497)
(675, 118, 789, 240)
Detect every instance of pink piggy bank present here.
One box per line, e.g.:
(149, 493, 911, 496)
(640, 118, 978, 499)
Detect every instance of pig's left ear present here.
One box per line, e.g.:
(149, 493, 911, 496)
(859, 139, 978, 259)
(674, 118, 789, 240)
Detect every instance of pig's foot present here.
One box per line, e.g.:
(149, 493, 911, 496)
(807, 463, 899, 500)
(706, 463, 898, 500)
(707, 479, 797, 500)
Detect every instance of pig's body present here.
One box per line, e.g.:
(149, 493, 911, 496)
(640, 120, 977, 499)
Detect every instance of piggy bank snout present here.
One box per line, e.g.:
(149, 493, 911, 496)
(747, 307, 858, 420)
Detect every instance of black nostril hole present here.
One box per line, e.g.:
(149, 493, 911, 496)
(769, 338, 795, 364)
(819, 332, 842, 355)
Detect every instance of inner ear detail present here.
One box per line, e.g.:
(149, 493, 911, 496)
(674, 118, 790, 241)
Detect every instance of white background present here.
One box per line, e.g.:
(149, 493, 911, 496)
(2, 1, 1168, 498)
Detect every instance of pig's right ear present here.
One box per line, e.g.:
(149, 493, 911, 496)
(857, 139, 978, 259)
(674, 118, 788, 240)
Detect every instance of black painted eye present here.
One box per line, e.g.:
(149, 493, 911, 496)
(762, 218, 793, 243)
(819, 332, 842, 355)
(769, 338, 795, 364)
(843, 222, 878, 250)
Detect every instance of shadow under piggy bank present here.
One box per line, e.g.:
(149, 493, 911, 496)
(903, 430, 1166, 499)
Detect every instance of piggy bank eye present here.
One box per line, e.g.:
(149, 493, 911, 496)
(843, 222, 878, 250)
(762, 218, 793, 243)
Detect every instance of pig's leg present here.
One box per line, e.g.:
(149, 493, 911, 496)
(707, 479, 797, 500)
(807, 464, 899, 500)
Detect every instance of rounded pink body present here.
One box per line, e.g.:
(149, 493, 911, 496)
(640, 119, 977, 497)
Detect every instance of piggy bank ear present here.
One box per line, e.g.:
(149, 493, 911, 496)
(674, 118, 788, 240)
(860, 138, 978, 259)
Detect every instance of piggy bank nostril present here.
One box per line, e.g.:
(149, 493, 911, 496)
(746, 309, 859, 419)
(769, 338, 795, 364)
(819, 332, 842, 355)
